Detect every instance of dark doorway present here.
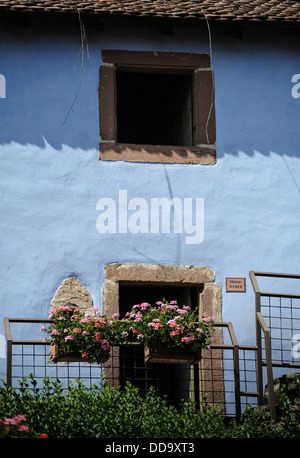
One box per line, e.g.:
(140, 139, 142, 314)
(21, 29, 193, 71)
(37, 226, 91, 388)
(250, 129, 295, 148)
(119, 285, 199, 407)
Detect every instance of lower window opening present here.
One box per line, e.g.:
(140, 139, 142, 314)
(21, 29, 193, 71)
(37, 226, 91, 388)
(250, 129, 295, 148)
(119, 285, 200, 407)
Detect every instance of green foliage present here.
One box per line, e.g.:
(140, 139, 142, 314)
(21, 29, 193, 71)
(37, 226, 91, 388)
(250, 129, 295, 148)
(0, 374, 299, 439)
(275, 375, 300, 438)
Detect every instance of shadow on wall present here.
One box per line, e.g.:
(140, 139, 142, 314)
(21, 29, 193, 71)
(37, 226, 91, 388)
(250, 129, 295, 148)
(0, 40, 300, 158)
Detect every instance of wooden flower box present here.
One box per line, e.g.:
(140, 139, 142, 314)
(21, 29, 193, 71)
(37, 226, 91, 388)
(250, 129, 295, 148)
(144, 343, 201, 364)
(50, 344, 108, 364)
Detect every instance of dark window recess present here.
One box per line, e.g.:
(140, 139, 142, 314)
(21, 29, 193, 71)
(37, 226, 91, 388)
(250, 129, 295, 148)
(119, 285, 199, 407)
(116, 72, 193, 147)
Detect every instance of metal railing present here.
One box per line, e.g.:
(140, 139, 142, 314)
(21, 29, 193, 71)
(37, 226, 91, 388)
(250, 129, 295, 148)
(4, 317, 104, 389)
(3, 317, 259, 419)
(3, 271, 300, 422)
(249, 270, 300, 421)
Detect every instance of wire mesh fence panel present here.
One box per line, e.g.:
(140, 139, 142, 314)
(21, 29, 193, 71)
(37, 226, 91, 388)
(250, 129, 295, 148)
(238, 347, 259, 412)
(9, 343, 104, 390)
(7, 341, 244, 416)
(260, 296, 300, 366)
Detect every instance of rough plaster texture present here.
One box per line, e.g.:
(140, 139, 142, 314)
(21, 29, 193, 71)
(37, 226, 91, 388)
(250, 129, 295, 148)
(0, 19, 300, 380)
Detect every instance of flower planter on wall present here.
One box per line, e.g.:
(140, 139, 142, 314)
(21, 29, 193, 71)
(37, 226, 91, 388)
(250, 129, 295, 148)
(50, 344, 108, 364)
(43, 300, 214, 368)
(144, 343, 201, 364)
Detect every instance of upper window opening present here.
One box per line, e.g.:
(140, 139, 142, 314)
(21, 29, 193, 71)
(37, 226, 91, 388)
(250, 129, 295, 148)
(99, 50, 216, 164)
(116, 71, 193, 147)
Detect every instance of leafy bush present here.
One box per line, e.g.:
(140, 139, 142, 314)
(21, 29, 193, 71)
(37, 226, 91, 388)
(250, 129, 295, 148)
(0, 374, 299, 439)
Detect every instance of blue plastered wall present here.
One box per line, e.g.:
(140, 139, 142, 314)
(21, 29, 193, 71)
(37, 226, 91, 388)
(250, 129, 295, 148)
(0, 17, 299, 379)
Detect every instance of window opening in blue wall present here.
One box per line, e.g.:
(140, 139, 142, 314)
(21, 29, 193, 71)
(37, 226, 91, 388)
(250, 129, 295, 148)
(119, 285, 199, 407)
(116, 72, 193, 147)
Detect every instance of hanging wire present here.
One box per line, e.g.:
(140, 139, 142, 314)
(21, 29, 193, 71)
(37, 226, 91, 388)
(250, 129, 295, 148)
(63, 9, 90, 125)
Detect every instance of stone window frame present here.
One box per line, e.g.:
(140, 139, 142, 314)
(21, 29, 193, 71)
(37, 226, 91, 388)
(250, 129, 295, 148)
(102, 263, 223, 401)
(102, 263, 221, 319)
(99, 50, 216, 164)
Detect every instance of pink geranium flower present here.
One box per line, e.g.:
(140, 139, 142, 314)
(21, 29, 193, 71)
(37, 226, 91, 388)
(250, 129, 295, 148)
(64, 335, 74, 342)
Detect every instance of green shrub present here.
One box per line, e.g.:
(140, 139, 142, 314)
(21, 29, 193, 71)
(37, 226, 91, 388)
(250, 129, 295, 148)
(0, 374, 299, 438)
